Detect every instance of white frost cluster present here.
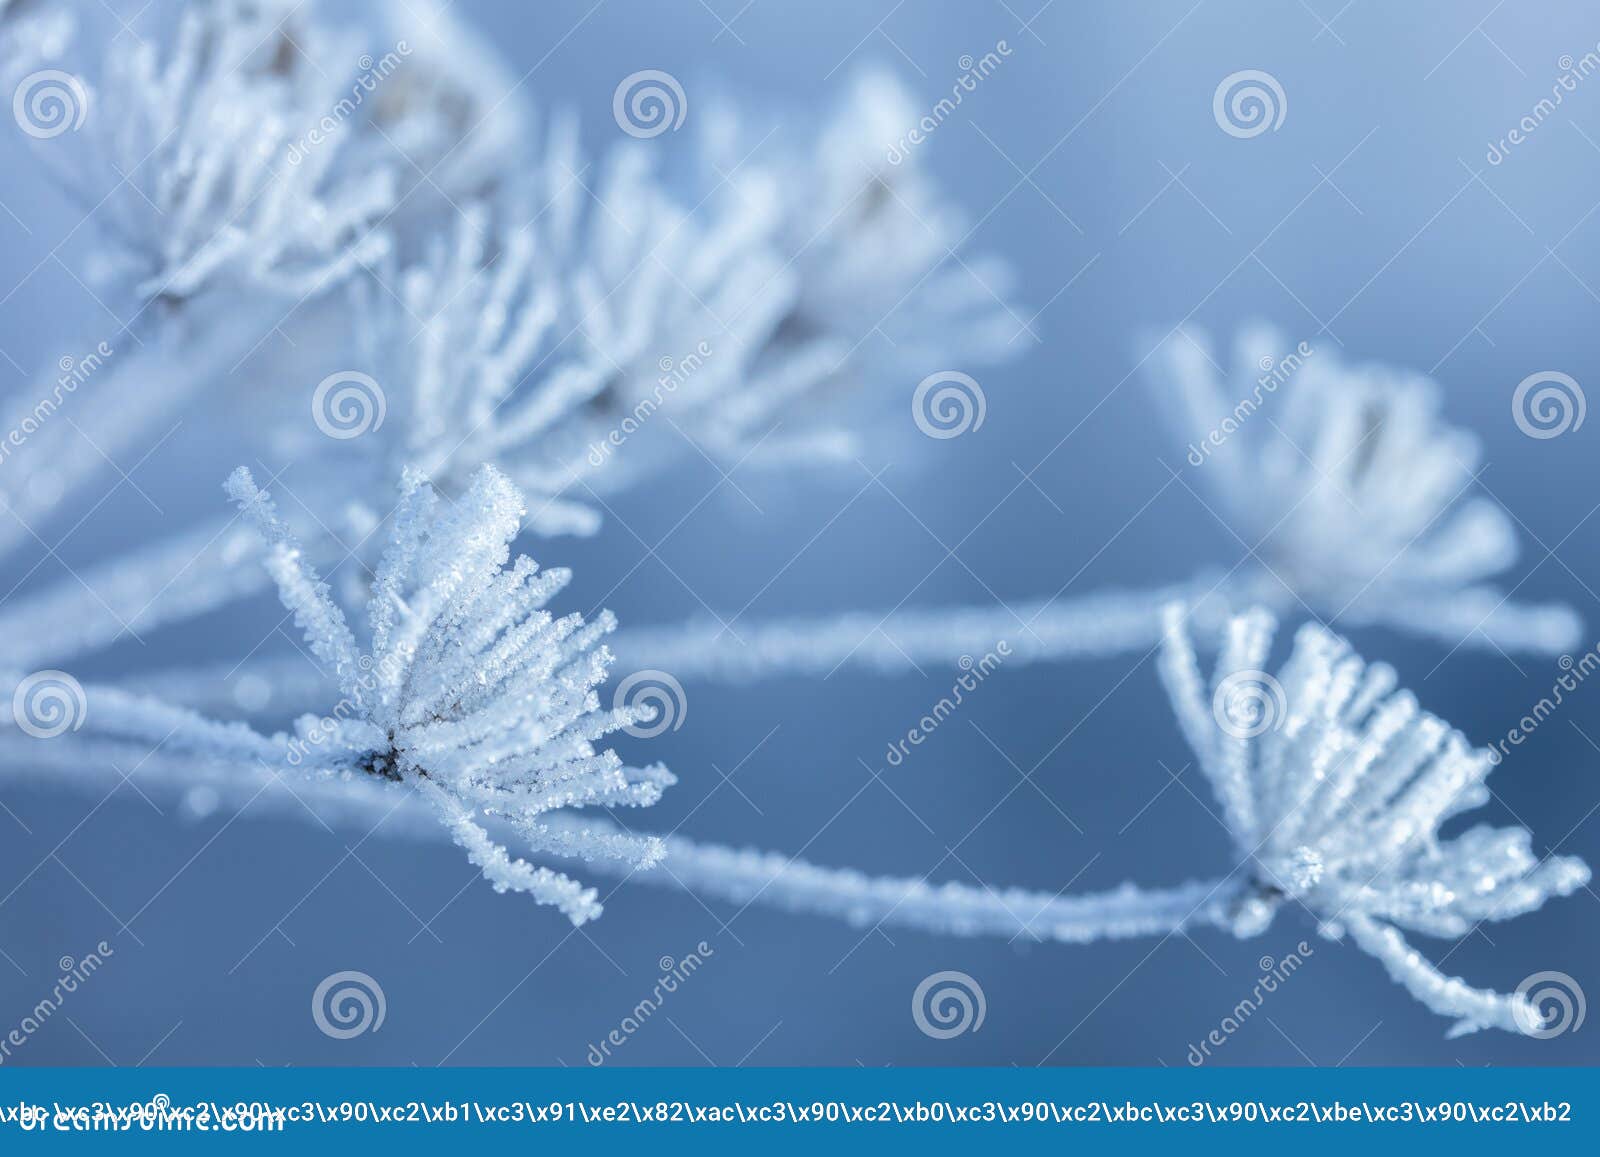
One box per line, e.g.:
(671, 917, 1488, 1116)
(41, 0, 392, 303)
(221, 463, 673, 924)
(4, 466, 673, 925)
(1153, 325, 1579, 654)
(1158, 604, 1588, 1035)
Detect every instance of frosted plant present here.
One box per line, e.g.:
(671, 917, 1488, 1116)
(41, 0, 393, 304)
(1148, 325, 1576, 652)
(607, 326, 1579, 683)
(0, 0, 1584, 1049)
(610, 604, 1588, 1036)
(8, 600, 1579, 1033)
(0, 0, 396, 654)
(37, 61, 1029, 681)
(702, 70, 1025, 397)
(2, 465, 673, 925)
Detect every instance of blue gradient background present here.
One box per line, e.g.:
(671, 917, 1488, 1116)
(0, 0, 1596, 1067)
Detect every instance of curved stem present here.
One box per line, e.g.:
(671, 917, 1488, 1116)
(610, 576, 1238, 682)
(0, 515, 267, 668)
(579, 825, 1243, 944)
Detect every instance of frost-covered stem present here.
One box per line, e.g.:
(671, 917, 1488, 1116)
(1354, 589, 1583, 659)
(1342, 913, 1537, 1037)
(611, 577, 1236, 680)
(0, 516, 266, 667)
(0, 298, 276, 564)
(564, 824, 1242, 943)
(119, 655, 331, 718)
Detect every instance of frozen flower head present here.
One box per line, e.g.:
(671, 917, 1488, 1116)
(339, 147, 808, 519)
(1161, 603, 1589, 1035)
(1153, 325, 1580, 653)
(688, 68, 1023, 461)
(41, 0, 393, 305)
(219, 463, 672, 924)
(712, 69, 1022, 367)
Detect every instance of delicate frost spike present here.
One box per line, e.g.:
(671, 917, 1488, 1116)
(1147, 324, 1581, 655)
(1162, 602, 1589, 1035)
(225, 467, 362, 699)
